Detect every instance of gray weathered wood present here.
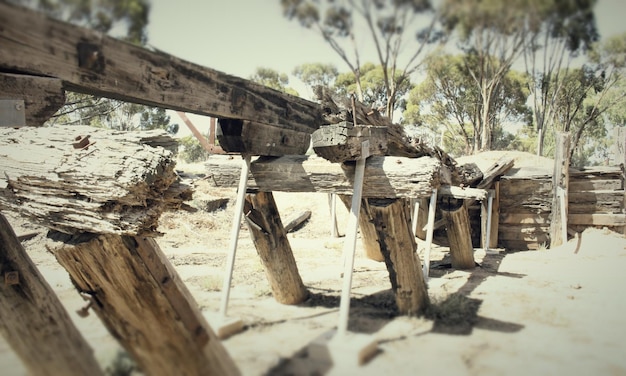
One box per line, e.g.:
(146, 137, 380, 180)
(51, 233, 240, 376)
(0, 2, 322, 134)
(441, 200, 475, 269)
(0, 125, 189, 235)
(217, 118, 312, 156)
(0, 213, 104, 376)
(312, 122, 389, 162)
(0, 73, 65, 126)
(550, 132, 571, 247)
(206, 155, 444, 198)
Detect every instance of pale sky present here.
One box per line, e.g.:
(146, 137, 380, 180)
(146, 0, 626, 135)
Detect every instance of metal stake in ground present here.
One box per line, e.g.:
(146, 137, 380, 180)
(216, 154, 251, 339)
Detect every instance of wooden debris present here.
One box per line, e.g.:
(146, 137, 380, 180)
(0, 213, 103, 376)
(0, 125, 190, 235)
(284, 210, 311, 233)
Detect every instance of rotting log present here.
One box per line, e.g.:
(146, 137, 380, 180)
(0, 2, 322, 135)
(0, 72, 65, 126)
(0, 213, 103, 376)
(0, 125, 189, 235)
(207, 155, 445, 199)
(440, 198, 475, 269)
(367, 198, 429, 315)
(51, 233, 240, 376)
(217, 118, 312, 156)
(550, 132, 571, 248)
(243, 192, 308, 305)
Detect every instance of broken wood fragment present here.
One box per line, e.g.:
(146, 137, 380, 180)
(284, 210, 311, 233)
(0, 125, 190, 235)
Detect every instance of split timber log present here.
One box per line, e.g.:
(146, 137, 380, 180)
(51, 233, 240, 376)
(243, 192, 308, 304)
(440, 198, 475, 269)
(0, 73, 66, 126)
(217, 119, 311, 156)
(340, 197, 429, 314)
(0, 125, 189, 235)
(550, 132, 571, 248)
(207, 155, 445, 199)
(0, 2, 322, 136)
(0, 213, 103, 376)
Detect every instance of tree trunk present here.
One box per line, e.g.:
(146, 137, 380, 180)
(244, 191, 309, 305)
(0, 213, 103, 376)
(51, 233, 240, 376)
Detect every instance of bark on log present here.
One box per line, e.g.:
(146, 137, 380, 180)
(0, 72, 65, 126)
(206, 155, 444, 199)
(0, 2, 322, 132)
(364, 198, 429, 315)
(441, 199, 475, 269)
(51, 233, 240, 376)
(0, 125, 189, 235)
(243, 192, 309, 305)
(0, 213, 103, 376)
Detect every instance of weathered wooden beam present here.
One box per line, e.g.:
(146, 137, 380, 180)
(217, 118, 311, 156)
(207, 155, 444, 198)
(243, 192, 308, 304)
(51, 233, 240, 376)
(440, 199, 475, 269)
(0, 73, 65, 126)
(481, 183, 500, 249)
(568, 213, 626, 226)
(0, 2, 322, 132)
(284, 210, 312, 233)
(0, 213, 104, 376)
(0, 125, 189, 235)
(476, 156, 515, 189)
(438, 185, 488, 200)
(550, 132, 571, 248)
(311, 122, 388, 162)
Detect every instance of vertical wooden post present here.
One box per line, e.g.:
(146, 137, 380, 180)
(441, 198, 475, 269)
(550, 132, 571, 248)
(244, 191, 309, 305)
(369, 199, 429, 315)
(52, 233, 240, 376)
(412, 198, 429, 240)
(338, 195, 385, 262)
(328, 193, 340, 237)
(0, 213, 104, 376)
(481, 182, 500, 249)
(423, 189, 438, 279)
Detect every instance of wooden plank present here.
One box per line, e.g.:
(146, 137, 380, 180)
(312, 122, 388, 162)
(217, 118, 311, 156)
(51, 233, 240, 376)
(498, 225, 550, 243)
(0, 213, 103, 376)
(0, 2, 322, 132)
(568, 213, 626, 226)
(439, 185, 487, 200)
(243, 192, 309, 305)
(0, 125, 189, 235)
(569, 179, 622, 191)
(206, 155, 444, 198)
(500, 212, 550, 224)
(481, 182, 499, 249)
(499, 177, 552, 196)
(0, 73, 65, 126)
(477, 156, 515, 189)
(284, 210, 312, 233)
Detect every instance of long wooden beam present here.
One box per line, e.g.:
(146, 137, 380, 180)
(0, 1, 322, 131)
(206, 155, 446, 198)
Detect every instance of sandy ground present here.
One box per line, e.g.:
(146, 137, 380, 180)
(2, 157, 626, 375)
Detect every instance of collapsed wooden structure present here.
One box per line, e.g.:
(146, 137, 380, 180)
(1, 1, 624, 374)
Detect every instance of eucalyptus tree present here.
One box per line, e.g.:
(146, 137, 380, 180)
(522, 0, 599, 156)
(249, 67, 300, 97)
(439, 0, 530, 151)
(292, 62, 339, 97)
(281, 0, 443, 121)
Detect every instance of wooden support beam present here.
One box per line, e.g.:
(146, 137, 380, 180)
(51, 233, 240, 376)
(207, 155, 444, 199)
(438, 185, 488, 200)
(0, 125, 188, 235)
(0, 73, 65, 126)
(338, 195, 385, 262)
(476, 156, 515, 189)
(0, 213, 103, 376)
(217, 118, 311, 156)
(312, 122, 388, 162)
(0, 2, 322, 133)
(367, 199, 429, 315)
(244, 192, 309, 305)
(412, 198, 428, 240)
(440, 199, 475, 269)
(550, 132, 571, 248)
(481, 182, 500, 249)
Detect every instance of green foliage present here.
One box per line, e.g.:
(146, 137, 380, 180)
(250, 67, 299, 96)
(178, 136, 209, 163)
(292, 62, 339, 97)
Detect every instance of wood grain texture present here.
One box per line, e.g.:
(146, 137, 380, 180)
(0, 213, 103, 376)
(0, 125, 189, 235)
(0, 73, 65, 126)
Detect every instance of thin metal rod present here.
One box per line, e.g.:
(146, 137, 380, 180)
(219, 154, 251, 319)
(337, 141, 368, 337)
(422, 189, 437, 281)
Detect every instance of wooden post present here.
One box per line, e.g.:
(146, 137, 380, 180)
(52, 233, 240, 376)
(441, 198, 475, 269)
(369, 199, 429, 315)
(412, 197, 428, 240)
(244, 191, 309, 305)
(481, 182, 500, 249)
(338, 195, 385, 262)
(0, 213, 104, 376)
(550, 132, 571, 248)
